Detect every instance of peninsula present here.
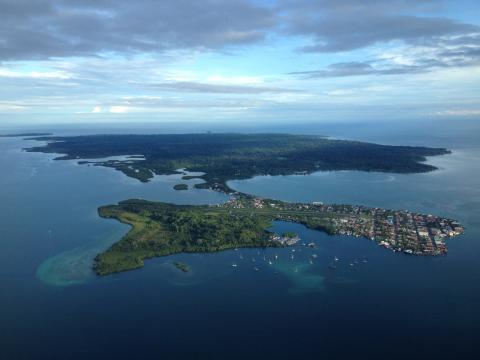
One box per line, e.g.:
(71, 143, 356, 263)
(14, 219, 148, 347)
(26, 133, 450, 193)
(95, 195, 464, 276)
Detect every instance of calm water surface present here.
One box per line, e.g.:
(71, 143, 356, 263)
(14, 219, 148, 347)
(0, 120, 479, 359)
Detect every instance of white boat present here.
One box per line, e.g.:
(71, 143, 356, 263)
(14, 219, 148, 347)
(232, 263, 238, 268)
(334, 256, 339, 261)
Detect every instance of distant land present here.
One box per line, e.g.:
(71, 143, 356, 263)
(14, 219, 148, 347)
(0, 132, 52, 138)
(95, 195, 464, 276)
(25, 133, 450, 193)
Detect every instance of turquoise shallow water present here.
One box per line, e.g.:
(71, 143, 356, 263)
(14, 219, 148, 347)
(0, 119, 479, 359)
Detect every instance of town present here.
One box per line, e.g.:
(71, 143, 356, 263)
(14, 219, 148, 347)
(222, 194, 464, 256)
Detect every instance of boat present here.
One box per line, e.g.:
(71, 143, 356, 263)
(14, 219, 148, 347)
(312, 254, 318, 258)
(253, 266, 259, 271)
(362, 259, 368, 263)
(268, 260, 273, 265)
(232, 263, 238, 268)
(334, 256, 339, 261)
(274, 254, 278, 260)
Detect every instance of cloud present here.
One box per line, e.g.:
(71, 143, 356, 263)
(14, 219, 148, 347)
(323, 89, 356, 96)
(290, 34, 480, 78)
(290, 61, 425, 78)
(149, 81, 302, 94)
(91, 106, 102, 113)
(0, 0, 276, 60)
(0, 102, 26, 111)
(282, 0, 479, 53)
(1, 0, 478, 74)
(0, 68, 72, 79)
(435, 109, 480, 117)
(109, 105, 129, 113)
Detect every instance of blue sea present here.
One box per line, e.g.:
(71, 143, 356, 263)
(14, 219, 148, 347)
(0, 119, 479, 359)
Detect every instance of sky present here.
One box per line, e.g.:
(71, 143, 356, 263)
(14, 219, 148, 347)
(0, 0, 479, 125)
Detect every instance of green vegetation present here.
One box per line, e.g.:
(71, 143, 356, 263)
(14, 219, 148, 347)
(173, 261, 189, 272)
(94, 194, 463, 276)
(26, 133, 450, 192)
(94, 199, 277, 275)
(181, 175, 200, 180)
(173, 183, 188, 190)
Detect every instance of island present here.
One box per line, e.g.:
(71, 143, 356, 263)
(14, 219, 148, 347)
(25, 133, 450, 193)
(173, 261, 189, 273)
(173, 183, 188, 191)
(94, 194, 464, 276)
(21, 132, 462, 276)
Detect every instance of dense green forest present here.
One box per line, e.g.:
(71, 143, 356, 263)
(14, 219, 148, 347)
(95, 199, 277, 275)
(173, 183, 188, 190)
(26, 133, 449, 192)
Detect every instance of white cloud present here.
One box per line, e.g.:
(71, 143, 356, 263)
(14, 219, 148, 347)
(0, 103, 26, 111)
(0, 68, 72, 79)
(206, 75, 263, 85)
(109, 105, 129, 113)
(91, 106, 102, 113)
(324, 89, 356, 96)
(435, 109, 480, 117)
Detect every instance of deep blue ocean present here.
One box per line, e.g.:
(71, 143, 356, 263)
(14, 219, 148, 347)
(0, 119, 479, 359)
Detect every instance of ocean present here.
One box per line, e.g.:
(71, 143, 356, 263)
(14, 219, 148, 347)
(0, 119, 479, 359)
